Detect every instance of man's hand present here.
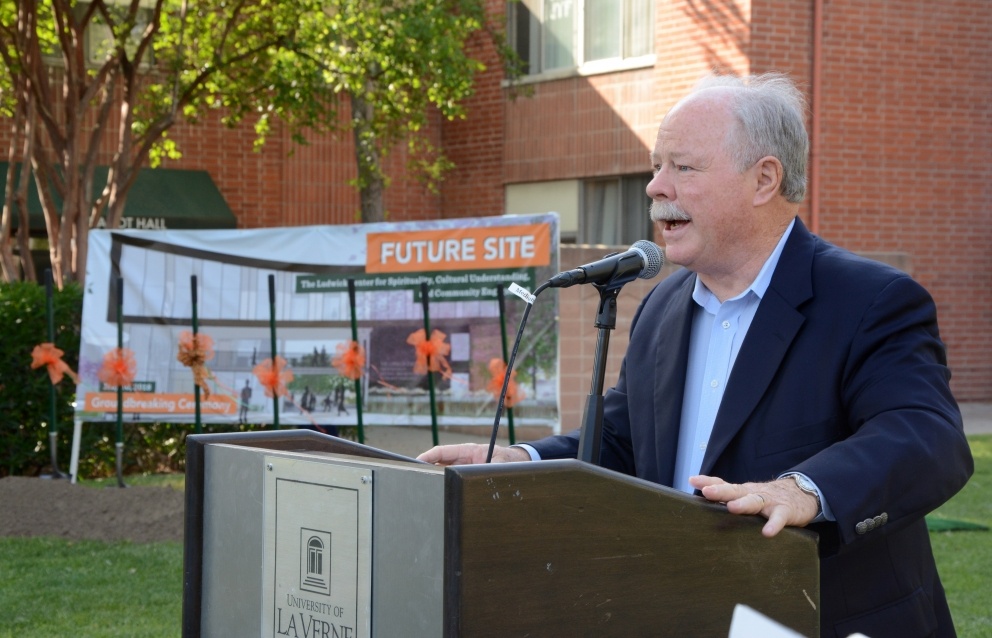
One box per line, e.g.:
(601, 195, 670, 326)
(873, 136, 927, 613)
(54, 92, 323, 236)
(416, 443, 531, 466)
(689, 475, 820, 538)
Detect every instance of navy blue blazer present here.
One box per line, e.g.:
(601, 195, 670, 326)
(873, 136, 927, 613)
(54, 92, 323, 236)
(530, 219, 973, 637)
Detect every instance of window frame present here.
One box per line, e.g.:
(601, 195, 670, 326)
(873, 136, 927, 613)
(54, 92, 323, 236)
(507, 0, 655, 81)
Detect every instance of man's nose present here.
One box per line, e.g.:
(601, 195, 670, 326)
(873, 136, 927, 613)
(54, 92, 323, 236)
(646, 167, 673, 201)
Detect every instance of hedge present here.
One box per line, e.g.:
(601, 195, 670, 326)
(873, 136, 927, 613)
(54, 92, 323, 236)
(0, 279, 81, 476)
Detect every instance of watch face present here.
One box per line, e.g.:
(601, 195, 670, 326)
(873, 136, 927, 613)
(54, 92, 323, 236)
(795, 475, 813, 491)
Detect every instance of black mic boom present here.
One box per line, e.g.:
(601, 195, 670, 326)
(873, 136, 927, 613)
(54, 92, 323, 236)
(548, 240, 664, 289)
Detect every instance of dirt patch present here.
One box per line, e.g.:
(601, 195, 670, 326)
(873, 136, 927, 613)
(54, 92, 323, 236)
(0, 476, 185, 544)
(0, 428, 504, 545)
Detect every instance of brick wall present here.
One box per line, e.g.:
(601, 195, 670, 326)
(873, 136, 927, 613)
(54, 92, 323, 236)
(162, 107, 443, 227)
(439, 0, 508, 219)
(555, 245, 673, 435)
(809, 0, 992, 400)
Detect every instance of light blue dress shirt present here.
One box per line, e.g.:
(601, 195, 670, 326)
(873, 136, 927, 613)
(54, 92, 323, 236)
(671, 219, 795, 493)
(519, 218, 831, 520)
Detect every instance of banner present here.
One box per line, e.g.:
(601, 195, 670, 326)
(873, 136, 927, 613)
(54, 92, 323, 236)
(75, 214, 559, 429)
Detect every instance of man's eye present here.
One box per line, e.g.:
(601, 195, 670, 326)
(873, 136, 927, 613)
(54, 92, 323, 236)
(677, 165, 691, 172)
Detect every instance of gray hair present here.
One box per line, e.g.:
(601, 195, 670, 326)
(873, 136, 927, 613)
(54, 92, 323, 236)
(690, 73, 809, 203)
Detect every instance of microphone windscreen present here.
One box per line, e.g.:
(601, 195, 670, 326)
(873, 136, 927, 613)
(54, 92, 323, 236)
(631, 240, 664, 280)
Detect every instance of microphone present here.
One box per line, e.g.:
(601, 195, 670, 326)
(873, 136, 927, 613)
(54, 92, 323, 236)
(548, 240, 664, 289)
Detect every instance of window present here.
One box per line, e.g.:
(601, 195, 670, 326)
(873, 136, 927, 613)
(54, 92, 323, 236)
(505, 180, 580, 242)
(509, 0, 653, 76)
(580, 174, 652, 245)
(85, 2, 154, 68)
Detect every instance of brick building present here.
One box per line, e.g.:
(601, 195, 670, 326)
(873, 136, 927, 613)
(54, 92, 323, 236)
(5, 0, 990, 430)
(461, 0, 992, 418)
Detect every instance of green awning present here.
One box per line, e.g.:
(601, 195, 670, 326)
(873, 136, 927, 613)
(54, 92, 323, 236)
(1, 162, 237, 231)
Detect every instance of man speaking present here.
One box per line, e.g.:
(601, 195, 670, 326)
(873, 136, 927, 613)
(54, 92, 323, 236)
(419, 72, 973, 638)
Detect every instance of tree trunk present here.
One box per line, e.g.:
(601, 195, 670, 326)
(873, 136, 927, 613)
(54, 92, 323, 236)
(1, 115, 23, 282)
(351, 92, 385, 223)
(12, 161, 38, 283)
(359, 168, 385, 224)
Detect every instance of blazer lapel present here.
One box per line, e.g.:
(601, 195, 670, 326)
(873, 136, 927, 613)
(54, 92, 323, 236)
(699, 219, 816, 476)
(651, 272, 696, 486)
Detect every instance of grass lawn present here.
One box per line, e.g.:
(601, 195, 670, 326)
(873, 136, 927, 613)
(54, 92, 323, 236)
(0, 537, 183, 638)
(0, 436, 988, 637)
(929, 434, 992, 637)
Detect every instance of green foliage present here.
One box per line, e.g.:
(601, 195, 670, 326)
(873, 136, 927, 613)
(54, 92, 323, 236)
(1, 0, 520, 285)
(74, 421, 211, 479)
(0, 280, 81, 477)
(156, 0, 515, 190)
(0, 280, 217, 478)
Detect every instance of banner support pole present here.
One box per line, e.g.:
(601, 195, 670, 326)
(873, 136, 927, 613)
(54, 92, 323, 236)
(114, 276, 127, 487)
(44, 269, 70, 478)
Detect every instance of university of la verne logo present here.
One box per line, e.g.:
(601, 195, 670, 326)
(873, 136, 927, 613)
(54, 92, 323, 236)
(300, 528, 332, 596)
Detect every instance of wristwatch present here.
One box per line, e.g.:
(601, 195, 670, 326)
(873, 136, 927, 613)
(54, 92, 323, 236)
(785, 473, 822, 516)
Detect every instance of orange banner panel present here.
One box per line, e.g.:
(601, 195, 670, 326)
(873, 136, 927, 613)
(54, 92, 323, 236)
(366, 223, 551, 273)
(83, 392, 239, 415)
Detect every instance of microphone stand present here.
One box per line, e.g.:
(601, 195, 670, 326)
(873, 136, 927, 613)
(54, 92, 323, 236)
(576, 279, 623, 465)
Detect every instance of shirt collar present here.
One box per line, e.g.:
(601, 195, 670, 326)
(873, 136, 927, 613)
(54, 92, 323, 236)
(692, 217, 796, 307)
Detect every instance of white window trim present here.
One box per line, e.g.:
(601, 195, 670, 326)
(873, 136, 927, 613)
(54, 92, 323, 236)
(502, 53, 655, 87)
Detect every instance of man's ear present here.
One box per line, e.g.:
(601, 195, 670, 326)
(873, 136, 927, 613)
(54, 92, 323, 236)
(752, 156, 784, 206)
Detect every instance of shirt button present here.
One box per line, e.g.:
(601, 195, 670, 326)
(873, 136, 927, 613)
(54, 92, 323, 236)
(722, 320, 731, 329)
(699, 443, 706, 451)
(710, 379, 718, 388)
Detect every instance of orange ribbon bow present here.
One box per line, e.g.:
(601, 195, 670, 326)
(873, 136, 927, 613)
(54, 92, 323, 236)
(332, 340, 366, 380)
(253, 356, 294, 398)
(30, 343, 80, 385)
(487, 358, 524, 408)
(177, 331, 215, 399)
(98, 348, 137, 388)
(407, 329, 452, 376)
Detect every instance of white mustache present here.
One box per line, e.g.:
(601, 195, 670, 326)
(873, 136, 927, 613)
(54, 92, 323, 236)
(650, 200, 691, 223)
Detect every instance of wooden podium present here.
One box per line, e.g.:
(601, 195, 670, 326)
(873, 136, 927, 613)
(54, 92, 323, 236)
(182, 430, 819, 637)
